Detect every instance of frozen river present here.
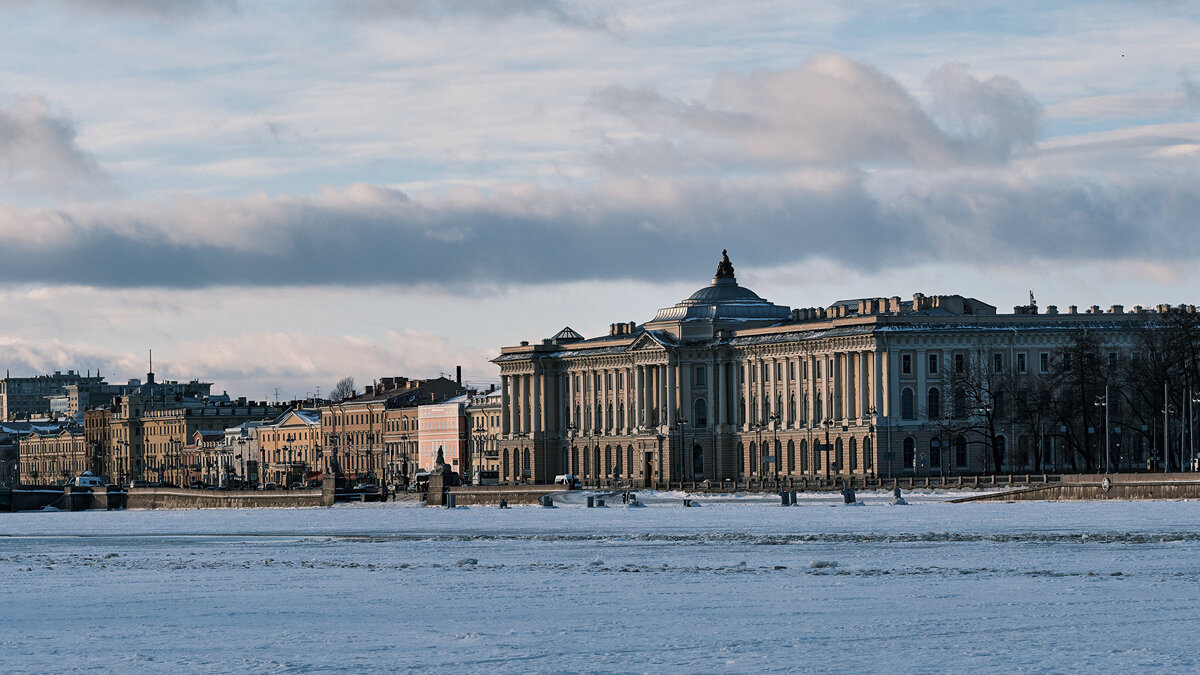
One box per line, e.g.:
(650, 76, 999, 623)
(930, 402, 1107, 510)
(3, 490, 1200, 673)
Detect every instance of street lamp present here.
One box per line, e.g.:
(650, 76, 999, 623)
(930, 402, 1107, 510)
(769, 412, 781, 484)
(675, 414, 688, 484)
(1095, 387, 1110, 474)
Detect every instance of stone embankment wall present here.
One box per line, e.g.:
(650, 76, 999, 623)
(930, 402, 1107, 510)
(953, 473, 1200, 502)
(127, 485, 335, 509)
(446, 485, 568, 506)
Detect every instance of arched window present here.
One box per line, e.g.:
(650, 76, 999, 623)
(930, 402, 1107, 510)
(815, 392, 823, 422)
(693, 398, 707, 429)
(953, 388, 966, 419)
(955, 436, 968, 468)
(835, 437, 844, 471)
(761, 395, 769, 423)
(503, 449, 510, 481)
(749, 442, 757, 476)
(627, 446, 634, 477)
(903, 437, 915, 469)
(523, 448, 531, 479)
(574, 405, 581, 427)
(604, 446, 612, 478)
(739, 398, 746, 426)
(789, 394, 796, 425)
(901, 388, 915, 420)
(787, 439, 796, 473)
(583, 445, 590, 476)
(750, 399, 757, 424)
(594, 404, 602, 432)
(615, 445, 623, 476)
(737, 442, 745, 478)
(995, 435, 1007, 471)
(849, 437, 858, 472)
(593, 446, 601, 479)
(800, 439, 808, 472)
(863, 437, 872, 470)
(606, 404, 614, 431)
(618, 403, 625, 430)
(930, 439, 941, 468)
(927, 387, 941, 419)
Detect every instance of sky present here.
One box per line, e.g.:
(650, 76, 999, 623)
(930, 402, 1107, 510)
(1, 0, 1198, 400)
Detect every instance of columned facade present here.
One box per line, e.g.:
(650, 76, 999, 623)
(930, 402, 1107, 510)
(494, 253, 1155, 485)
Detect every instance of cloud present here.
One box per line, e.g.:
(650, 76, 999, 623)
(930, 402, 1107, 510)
(591, 53, 1041, 170)
(0, 0, 238, 18)
(0, 163, 1195, 290)
(332, 0, 615, 30)
(0, 96, 105, 196)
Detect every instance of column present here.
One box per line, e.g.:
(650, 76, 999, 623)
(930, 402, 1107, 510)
(717, 359, 727, 427)
(666, 363, 676, 428)
(873, 350, 884, 419)
(707, 357, 717, 429)
(845, 352, 856, 420)
(567, 371, 576, 428)
(782, 355, 791, 428)
(532, 371, 541, 435)
(501, 375, 511, 435)
(860, 351, 871, 417)
(916, 348, 927, 419)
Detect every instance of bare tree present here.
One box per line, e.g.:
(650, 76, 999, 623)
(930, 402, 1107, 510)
(330, 376, 356, 402)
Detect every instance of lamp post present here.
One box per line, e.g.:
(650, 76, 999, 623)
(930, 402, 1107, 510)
(1095, 387, 1110, 474)
(769, 412, 781, 485)
(822, 417, 833, 480)
(566, 423, 578, 479)
(675, 414, 688, 484)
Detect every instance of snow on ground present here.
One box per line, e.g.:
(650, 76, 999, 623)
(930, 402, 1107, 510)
(3, 493, 1200, 673)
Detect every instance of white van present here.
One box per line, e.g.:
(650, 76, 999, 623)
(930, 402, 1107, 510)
(72, 472, 105, 488)
(554, 474, 581, 490)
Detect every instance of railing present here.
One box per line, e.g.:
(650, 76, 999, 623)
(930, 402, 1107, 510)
(575, 474, 1062, 492)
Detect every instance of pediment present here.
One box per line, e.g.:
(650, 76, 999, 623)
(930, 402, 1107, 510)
(628, 331, 674, 352)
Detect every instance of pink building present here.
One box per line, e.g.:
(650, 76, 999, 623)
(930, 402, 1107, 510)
(417, 395, 468, 473)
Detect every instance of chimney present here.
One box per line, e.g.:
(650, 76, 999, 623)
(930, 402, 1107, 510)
(456, 366, 462, 385)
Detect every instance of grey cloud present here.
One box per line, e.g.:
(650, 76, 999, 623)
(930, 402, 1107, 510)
(592, 53, 1041, 171)
(332, 0, 615, 30)
(0, 169, 1195, 291)
(0, 96, 105, 196)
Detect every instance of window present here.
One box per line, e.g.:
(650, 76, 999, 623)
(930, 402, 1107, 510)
(928, 353, 938, 374)
(864, 437, 872, 470)
(927, 387, 941, 419)
(1039, 352, 1050, 373)
(695, 365, 706, 387)
(815, 361, 821, 379)
(761, 363, 769, 381)
(930, 440, 941, 468)
(1109, 352, 1118, 368)
(903, 437, 915, 469)
(902, 354, 912, 374)
(954, 354, 964, 373)
(1017, 353, 1027, 373)
(993, 353, 1004, 372)
(788, 361, 795, 379)
(901, 388, 915, 420)
(775, 362, 782, 380)
(955, 436, 968, 467)
(694, 399, 707, 428)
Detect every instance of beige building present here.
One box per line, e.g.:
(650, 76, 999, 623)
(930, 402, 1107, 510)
(323, 376, 464, 484)
(18, 426, 89, 484)
(467, 389, 503, 478)
(258, 410, 322, 486)
(494, 251, 1165, 486)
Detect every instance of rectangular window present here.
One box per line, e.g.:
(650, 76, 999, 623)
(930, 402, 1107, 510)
(901, 354, 912, 375)
(775, 362, 782, 380)
(993, 353, 1003, 373)
(695, 365, 706, 387)
(1109, 352, 1118, 368)
(1040, 352, 1050, 373)
(815, 361, 821, 379)
(761, 363, 769, 381)
(928, 353, 938, 374)
(1017, 353, 1027, 373)
(955, 354, 964, 373)
(788, 361, 795, 379)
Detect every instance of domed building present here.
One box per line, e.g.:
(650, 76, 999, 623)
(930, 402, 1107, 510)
(492, 251, 1160, 487)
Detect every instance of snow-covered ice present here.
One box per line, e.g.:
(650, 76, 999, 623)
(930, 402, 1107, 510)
(3, 490, 1200, 673)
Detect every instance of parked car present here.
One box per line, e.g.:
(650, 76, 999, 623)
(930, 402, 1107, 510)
(130, 479, 153, 488)
(554, 474, 582, 490)
(259, 482, 277, 491)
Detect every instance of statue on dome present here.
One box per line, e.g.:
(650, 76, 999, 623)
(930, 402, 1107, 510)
(715, 249, 735, 279)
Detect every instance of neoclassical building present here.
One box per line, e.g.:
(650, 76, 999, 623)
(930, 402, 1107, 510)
(493, 252, 1165, 486)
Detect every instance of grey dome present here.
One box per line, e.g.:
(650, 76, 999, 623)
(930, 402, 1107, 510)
(648, 254, 791, 326)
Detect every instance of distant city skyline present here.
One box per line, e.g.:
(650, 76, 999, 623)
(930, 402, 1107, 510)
(1, 1, 1198, 399)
